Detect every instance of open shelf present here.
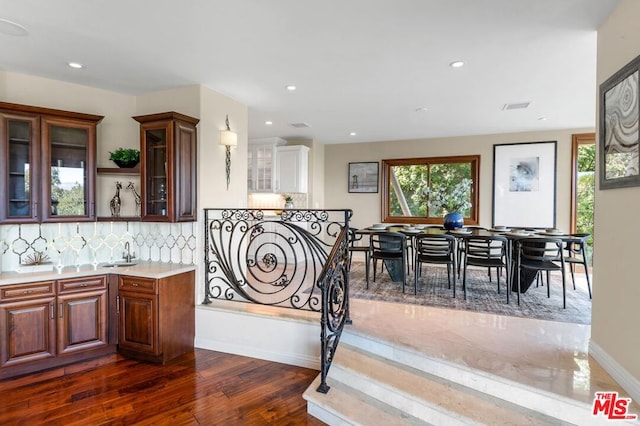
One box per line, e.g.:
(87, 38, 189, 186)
(97, 216, 141, 222)
(97, 167, 140, 175)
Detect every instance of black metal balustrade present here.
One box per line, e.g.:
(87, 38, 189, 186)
(203, 208, 352, 393)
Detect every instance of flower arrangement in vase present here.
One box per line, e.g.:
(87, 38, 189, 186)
(423, 178, 472, 229)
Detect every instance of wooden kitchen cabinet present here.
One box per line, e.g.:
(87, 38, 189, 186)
(0, 276, 113, 380)
(117, 270, 194, 363)
(0, 281, 56, 368)
(0, 102, 103, 223)
(56, 276, 108, 356)
(133, 112, 199, 222)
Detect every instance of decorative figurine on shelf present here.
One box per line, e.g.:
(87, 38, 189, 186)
(158, 183, 167, 201)
(110, 181, 122, 217)
(127, 181, 141, 217)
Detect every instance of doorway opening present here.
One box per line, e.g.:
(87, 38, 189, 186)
(570, 133, 595, 268)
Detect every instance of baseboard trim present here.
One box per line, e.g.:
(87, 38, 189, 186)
(195, 337, 320, 370)
(589, 340, 640, 403)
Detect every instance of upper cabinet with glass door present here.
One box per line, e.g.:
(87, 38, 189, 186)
(0, 102, 103, 223)
(133, 112, 199, 222)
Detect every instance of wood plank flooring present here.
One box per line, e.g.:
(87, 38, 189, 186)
(0, 349, 325, 425)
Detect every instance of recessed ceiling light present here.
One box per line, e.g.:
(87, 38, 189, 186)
(0, 18, 28, 36)
(265, 120, 273, 125)
(68, 62, 84, 69)
(415, 107, 429, 112)
(449, 61, 465, 68)
(285, 85, 297, 91)
(538, 116, 548, 121)
(349, 132, 357, 136)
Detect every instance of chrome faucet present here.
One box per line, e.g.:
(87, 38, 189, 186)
(123, 241, 135, 263)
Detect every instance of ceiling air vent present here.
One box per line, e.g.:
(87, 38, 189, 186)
(503, 102, 531, 111)
(290, 122, 311, 128)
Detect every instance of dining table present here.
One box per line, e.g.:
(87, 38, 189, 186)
(357, 225, 580, 294)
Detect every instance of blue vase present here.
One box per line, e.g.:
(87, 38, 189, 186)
(443, 212, 464, 230)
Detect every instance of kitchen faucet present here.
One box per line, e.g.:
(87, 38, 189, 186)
(123, 241, 135, 263)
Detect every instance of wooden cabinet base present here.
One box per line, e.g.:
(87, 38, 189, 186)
(0, 344, 116, 380)
(117, 270, 195, 364)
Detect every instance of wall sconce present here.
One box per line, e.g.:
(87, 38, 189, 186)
(220, 114, 238, 190)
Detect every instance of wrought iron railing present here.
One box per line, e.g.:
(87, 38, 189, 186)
(203, 208, 352, 393)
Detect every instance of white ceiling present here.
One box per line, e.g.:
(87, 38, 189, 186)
(0, 0, 619, 144)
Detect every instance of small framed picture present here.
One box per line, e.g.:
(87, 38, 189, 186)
(348, 162, 379, 193)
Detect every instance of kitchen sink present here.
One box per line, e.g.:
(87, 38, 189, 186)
(103, 261, 137, 267)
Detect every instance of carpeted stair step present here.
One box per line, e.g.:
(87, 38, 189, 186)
(326, 343, 567, 425)
(304, 374, 425, 425)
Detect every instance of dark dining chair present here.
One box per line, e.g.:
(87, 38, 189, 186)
(514, 237, 567, 308)
(369, 232, 408, 291)
(563, 233, 592, 299)
(413, 234, 456, 296)
(461, 235, 509, 302)
(348, 227, 370, 286)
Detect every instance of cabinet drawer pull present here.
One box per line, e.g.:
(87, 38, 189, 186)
(131, 283, 139, 287)
(80, 283, 88, 287)
(23, 290, 33, 295)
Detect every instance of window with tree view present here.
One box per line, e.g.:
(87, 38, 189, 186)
(382, 155, 480, 224)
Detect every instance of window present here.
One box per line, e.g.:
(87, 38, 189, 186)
(381, 155, 480, 224)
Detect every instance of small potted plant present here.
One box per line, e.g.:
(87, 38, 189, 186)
(109, 148, 141, 168)
(283, 194, 294, 209)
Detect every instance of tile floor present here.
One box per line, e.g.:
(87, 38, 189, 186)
(346, 297, 636, 409)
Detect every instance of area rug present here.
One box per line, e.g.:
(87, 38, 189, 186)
(348, 261, 592, 325)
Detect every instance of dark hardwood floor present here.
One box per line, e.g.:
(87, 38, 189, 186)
(0, 349, 326, 425)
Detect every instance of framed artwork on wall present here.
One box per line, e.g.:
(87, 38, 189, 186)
(348, 162, 379, 193)
(599, 53, 640, 190)
(492, 141, 557, 228)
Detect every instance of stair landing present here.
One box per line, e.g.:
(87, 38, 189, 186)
(304, 298, 638, 425)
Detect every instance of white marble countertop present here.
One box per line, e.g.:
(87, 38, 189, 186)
(0, 261, 197, 286)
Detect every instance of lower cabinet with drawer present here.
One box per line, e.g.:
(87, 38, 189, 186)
(117, 270, 194, 364)
(0, 275, 115, 380)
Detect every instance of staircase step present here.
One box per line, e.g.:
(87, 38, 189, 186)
(339, 329, 604, 425)
(304, 375, 424, 426)
(329, 343, 566, 425)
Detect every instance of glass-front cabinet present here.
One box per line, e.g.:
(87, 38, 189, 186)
(42, 118, 96, 222)
(1, 113, 39, 222)
(0, 102, 102, 223)
(134, 112, 198, 222)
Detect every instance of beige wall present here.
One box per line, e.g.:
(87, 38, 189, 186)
(325, 128, 591, 230)
(593, 0, 640, 385)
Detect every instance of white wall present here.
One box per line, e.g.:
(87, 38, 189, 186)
(591, 0, 640, 398)
(324, 128, 591, 231)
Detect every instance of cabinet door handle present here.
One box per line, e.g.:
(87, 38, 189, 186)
(59, 303, 63, 318)
(50, 302, 54, 319)
(34, 201, 38, 218)
(116, 295, 120, 314)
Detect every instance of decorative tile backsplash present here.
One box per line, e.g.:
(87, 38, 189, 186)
(0, 221, 197, 272)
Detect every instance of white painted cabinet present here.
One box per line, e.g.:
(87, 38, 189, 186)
(248, 138, 285, 192)
(275, 145, 309, 193)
